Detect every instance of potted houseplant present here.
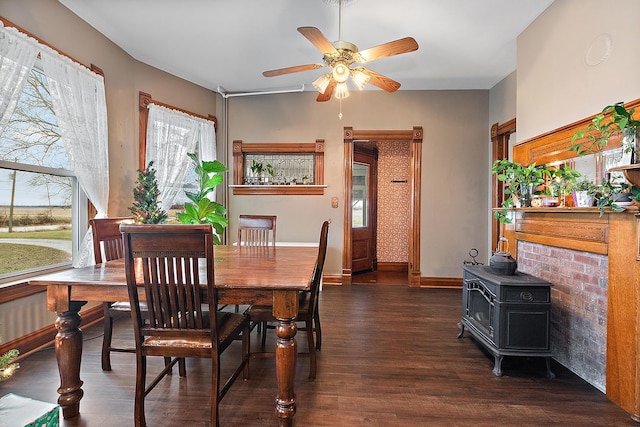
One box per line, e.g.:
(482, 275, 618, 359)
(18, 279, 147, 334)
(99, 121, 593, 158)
(249, 159, 264, 184)
(570, 102, 640, 180)
(492, 159, 550, 223)
(629, 185, 640, 204)
(265, 163, 275, 184)
(549, 165, 581, 207)
(572, 178, 596, 207)
(609, 101, 640, 162)
(592, 179, 626, 217)
(176, 152, 228, 245)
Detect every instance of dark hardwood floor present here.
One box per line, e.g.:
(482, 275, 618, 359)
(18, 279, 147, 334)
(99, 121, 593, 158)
(2, 285, 636, 426)
(352, 269, 408, 285)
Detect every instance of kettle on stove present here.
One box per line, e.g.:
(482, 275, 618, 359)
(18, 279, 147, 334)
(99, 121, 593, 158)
(489, 237, 517, 275)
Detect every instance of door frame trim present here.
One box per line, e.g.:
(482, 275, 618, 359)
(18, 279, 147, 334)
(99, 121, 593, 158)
(342, 126, 423, 286)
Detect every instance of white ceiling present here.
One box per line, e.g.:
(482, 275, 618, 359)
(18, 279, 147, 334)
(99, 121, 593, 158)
(58, 0, 555, 95)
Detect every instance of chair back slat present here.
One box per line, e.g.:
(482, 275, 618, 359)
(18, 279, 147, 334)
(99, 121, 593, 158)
(308, 220, 330, 315)
(237, 215, 276, 246)
(90, 217, 134, 264)
(121, 224, 218, 346)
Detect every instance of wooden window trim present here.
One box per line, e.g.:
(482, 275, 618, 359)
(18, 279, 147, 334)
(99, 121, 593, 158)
(491, 118, 516, 247)
(138, 91, 217, 169)
(231, 140, 326, 195)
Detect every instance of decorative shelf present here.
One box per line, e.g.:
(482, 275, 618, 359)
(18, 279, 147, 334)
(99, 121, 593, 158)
(609, 163, 640, 187)
(232, 140, 325, 195)
(493, 206, 639, 214)
(229, 184, 327, 195)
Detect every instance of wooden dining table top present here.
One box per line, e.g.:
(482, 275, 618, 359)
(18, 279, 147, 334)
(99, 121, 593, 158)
(28, 244, 319, 426)
(29, 245, 318, 308)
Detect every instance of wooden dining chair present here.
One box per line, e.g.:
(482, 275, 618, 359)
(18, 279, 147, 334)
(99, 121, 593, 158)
(233, 214, 277, 314)
(246, 219, 329, 380)
(90, 216, 136, 371)
(120, 224, 250, 427)
(237, 214, 277, 246)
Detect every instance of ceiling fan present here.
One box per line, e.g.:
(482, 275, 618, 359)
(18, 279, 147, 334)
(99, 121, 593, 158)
(262, 0, 419, 102)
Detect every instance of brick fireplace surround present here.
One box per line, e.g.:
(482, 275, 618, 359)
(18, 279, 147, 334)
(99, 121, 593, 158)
(502, 208, 640, 420)
(504, 101, 640, 420)
(517, 240, 607, 391)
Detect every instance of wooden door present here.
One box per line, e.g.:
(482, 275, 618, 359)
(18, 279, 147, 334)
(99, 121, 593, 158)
(351, 148, 378, 273)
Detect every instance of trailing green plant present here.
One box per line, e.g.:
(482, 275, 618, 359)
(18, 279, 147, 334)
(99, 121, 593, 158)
(590, 178, 626, 217)
(570, 101, 640, 156)
(176, 152, 228, 245)
(548, 164, 581, 198)
(574, 178, 597, 192)
(630, 185, 640, 203)
(492, 160, 551, 223)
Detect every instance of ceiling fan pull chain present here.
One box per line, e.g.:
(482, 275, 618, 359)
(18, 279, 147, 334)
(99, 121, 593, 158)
(339, 98, 343, 120)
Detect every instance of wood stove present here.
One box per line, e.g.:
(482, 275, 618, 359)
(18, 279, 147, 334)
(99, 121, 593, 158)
(458, 264, 554, 378)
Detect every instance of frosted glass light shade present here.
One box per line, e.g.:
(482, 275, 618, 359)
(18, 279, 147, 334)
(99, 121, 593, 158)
(312, 73, 332, 93)
(332, 62, 350, 83)
(334, 82, 349, 99)
(351, 69, 371, 89)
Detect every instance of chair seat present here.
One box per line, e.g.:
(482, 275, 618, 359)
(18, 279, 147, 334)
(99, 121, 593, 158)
(144, 312, 246, 349)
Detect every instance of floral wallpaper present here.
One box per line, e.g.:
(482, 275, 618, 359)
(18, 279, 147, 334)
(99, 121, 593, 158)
(376, 141, 410, 263)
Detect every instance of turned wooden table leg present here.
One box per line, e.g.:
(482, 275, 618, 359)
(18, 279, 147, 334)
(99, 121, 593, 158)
(273, 290, 298, 427)
(54, 301, 86, 419)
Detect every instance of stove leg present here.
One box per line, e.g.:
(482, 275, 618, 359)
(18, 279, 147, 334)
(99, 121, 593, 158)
(545, 357, 555, 379)
(492, 355, 503, 377)
(457, 322, 465, 338)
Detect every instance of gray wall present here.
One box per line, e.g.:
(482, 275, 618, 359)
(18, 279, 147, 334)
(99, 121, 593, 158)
(513, 0, 640, 391)
(224, 90, 490, 278)
(517, 0, 640, 142)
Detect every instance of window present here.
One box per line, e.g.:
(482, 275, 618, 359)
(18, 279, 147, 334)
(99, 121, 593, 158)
(138, 93, 218, 219)
(352, 162, 369, 227)
(0, 66, 86, 283)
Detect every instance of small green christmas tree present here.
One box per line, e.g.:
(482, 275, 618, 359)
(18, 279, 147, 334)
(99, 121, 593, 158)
(129, 161, 168, 224)
(0, 336, 19, 381)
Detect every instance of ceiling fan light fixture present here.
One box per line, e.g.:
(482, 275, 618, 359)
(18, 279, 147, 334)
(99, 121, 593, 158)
(351, 69, 371, 90)
(332, 62, 350, 83)
(334, 82, 350, 99)
(312, 73, 332, 94)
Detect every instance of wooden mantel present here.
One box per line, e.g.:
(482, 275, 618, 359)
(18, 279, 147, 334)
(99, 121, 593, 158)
(501, 99, 640, 420)
(502, 208, 640, 419)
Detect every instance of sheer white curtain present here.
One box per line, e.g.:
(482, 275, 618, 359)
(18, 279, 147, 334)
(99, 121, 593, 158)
(40, 49, 109, 267)
(0, 22, 39, 131)
(146, 103, 216, 212)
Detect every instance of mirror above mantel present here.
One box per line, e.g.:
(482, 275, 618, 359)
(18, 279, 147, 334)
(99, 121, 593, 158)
(513, 98, 640, 188)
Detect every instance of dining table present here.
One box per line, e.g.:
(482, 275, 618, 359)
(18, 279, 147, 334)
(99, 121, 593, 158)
(28, 245, 318, 427)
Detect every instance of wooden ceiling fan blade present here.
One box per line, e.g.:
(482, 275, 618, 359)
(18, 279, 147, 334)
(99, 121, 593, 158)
(361, 68, 401, 92)
(358, 37, 419, 62)
(263, 63, 325, 77)
(316, 80, 336, 102)
(298, 26, 338, 54)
